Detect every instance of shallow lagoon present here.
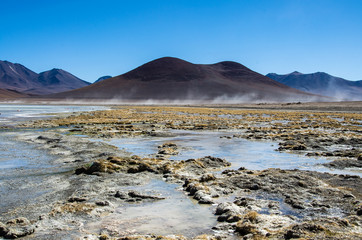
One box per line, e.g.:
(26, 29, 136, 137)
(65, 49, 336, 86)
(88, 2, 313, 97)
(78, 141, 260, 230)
(98, 130, 361, 176)
(0, 105, 361, 238)
(0, 104, 107, 125)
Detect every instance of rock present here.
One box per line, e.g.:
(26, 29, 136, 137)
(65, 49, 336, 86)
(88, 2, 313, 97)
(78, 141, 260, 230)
(87, 160, 120, 174)
(355, 205, 362, 216)
(115, 191, 128, 199)
(285, 197, 305, 209)
(96, 201, 110, 206)
(198, 196, 214, 204)
(343, 193, 355, 198)
(284, 223, 325, 239)
(6, 218, 30, 225)
(158, 142, 179, 155)
(215, 202, 240, 215)
(75, 166, 87, 175)
(0, 218, 35, 239)
(198, 156, 231, 168)
(284, 229, 301, 239)
(185, 182, 205, 195)
(5, 227, 35, 239)
(234, 198, 253, 207)
(76, 156, 161, 175)
(193, 191, 214, 204)
(68, 197, 87, 202)
(99, 234, 110, 240)
(215, 202, 242, 222)
(0, 222, 9, 236)
(114, 190, 165, 201)
(200, 173, 216, 182)
(248, 184, 260, 190)
(242, 211, 260, 224)
(128, 191, 165, 200)
(235, 222, 258, 236)
(278, 143, 307, 151)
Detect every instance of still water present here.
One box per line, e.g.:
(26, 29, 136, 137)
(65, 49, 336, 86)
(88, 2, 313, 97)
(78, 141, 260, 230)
(0, 104, 107, 125)
(101, 130, 361, 176)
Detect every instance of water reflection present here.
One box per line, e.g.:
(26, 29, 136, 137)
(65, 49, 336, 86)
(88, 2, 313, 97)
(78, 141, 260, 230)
(100, 130, 361, 176)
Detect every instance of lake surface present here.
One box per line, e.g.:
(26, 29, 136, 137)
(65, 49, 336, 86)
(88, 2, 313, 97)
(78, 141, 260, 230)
(0, 104, 107, 125)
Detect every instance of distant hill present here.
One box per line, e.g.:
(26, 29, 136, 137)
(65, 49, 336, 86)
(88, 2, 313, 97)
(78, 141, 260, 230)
(27, 68, 90, 95)
(0, 88, 30, 99)
(0, 60, 90, 95)
(266, 71, 362, 101)
(47, 57, 320, 102)
(95, 76, 112, 83)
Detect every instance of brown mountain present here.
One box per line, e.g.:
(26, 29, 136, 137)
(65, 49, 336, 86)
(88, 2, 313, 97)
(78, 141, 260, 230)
(0, 60, 90, 95)
(47, 57, 321, 102)
(0, 88, 30, 99)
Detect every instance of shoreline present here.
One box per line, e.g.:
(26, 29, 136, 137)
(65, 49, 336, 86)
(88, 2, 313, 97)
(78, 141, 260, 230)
(0, 100, 361, 112)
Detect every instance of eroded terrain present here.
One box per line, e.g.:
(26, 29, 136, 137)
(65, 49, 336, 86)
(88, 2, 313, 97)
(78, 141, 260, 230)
(1, 104, 361, 239)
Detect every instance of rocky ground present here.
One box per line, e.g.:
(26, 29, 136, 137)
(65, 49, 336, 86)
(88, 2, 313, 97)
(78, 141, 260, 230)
(1, 105, 361, 239)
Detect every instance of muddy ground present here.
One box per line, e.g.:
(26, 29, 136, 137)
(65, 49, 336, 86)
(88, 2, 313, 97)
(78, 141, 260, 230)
(0, 103, 361, 239)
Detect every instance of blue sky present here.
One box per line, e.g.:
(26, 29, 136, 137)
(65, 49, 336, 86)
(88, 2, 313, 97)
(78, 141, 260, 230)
(1, 0, 362, 82)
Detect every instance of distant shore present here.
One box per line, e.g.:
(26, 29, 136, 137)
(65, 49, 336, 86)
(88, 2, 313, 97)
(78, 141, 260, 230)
(0, 99, 361, 112)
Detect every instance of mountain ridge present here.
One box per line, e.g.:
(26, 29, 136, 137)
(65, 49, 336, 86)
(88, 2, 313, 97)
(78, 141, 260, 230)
(47, 57, 321, 102)
(0, 60, 90, 95)
(266, 71, 362, 100)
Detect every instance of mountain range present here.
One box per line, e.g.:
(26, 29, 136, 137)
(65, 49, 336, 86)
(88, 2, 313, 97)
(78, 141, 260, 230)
(0, 60, 90, 96)
(267, 71, 362, 101)
(47, 57, 316, 102)
(1, 57, 361, 102)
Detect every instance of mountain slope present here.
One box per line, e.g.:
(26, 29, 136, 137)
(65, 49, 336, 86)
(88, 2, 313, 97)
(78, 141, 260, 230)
(266, 72, 362, 101)
(26, 69, 90, 95)
(0, 60, 90, 95)
(47, 57, 319, 102)
(0, 88, 30, 99)
(0, 61, 39, 92)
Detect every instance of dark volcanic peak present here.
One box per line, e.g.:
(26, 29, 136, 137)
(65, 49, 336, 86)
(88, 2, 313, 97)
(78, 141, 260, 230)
(48, 57, 321, 102)
(0, 60, 90, 95)
(266, 71, 362, 101)
(213, 61, 251, 71)
(123, 57, 203, 82)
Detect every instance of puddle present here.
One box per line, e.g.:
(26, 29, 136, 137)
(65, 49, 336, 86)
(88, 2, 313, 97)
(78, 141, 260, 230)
(95, 130, 361, 176)
(218, 114, 243, 119)
(254, 194, 304, 219)
(84, 179, 217, 237)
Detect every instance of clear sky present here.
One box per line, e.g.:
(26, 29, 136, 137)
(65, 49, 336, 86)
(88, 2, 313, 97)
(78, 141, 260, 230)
(1, 0, 362, 82)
